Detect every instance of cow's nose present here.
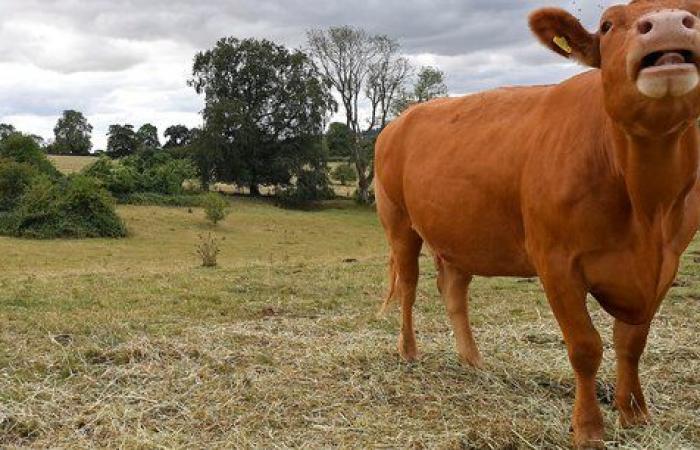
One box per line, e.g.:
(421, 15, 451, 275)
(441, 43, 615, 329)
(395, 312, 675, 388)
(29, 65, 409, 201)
(636, 10, 697, 38)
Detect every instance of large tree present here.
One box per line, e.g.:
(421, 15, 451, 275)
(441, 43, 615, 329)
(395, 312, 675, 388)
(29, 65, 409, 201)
(136, 123, 160, 149)
(189, 37, 335, 195)
(52, 110, 93, 155)
(306, 26, 411, 203)
(164, 125, 193, 149)
(106, 124, 138, 158)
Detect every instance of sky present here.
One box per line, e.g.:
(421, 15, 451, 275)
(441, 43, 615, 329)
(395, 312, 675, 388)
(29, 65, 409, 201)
(0, 0, 620, 150)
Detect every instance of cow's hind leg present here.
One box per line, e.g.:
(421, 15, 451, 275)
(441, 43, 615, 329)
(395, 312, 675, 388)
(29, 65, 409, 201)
(614, 319, 651, 427)
(440, 260, 483, 368)
(390, 230, 422, 362)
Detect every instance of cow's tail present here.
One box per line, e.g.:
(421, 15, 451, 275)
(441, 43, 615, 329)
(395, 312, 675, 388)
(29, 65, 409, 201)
(378, 254, 399, 317)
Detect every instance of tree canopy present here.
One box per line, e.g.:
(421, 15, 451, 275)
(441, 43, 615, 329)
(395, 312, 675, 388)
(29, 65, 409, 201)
(164, 125, 194, 149)
(52, 110, 93, 155)
(136, 124, 160, 150)
(392, 66, 448, 115)
(189, 37, 335, 196)
(106, 124, 138, 158)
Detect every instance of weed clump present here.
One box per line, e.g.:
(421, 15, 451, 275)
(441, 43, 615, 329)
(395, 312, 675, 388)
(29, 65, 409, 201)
(196, 233, 220, 267)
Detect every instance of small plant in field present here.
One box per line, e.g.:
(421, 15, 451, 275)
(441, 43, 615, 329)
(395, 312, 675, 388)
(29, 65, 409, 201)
(203, 193, 229, 225)
(196, 233, 220, 267)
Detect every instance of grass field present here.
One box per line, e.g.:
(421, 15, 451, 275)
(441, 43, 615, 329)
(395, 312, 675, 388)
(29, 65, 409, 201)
(0, 199, 698, 448)
(47, 155, 98, 174)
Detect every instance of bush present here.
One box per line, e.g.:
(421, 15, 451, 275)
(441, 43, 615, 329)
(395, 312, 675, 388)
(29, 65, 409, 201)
(202, 193, 230, 225)
(85, 157, 141, 198)
(331, 163, 357, 186)
(0, 133, 59, 177)
(0, 159, 36, 211)
(277, 168, 334, 209)
(0, 174, 127, 239)
(196, 233, 220, 267)
(84, 152, 198, 198)
(142, 158, 197, 195)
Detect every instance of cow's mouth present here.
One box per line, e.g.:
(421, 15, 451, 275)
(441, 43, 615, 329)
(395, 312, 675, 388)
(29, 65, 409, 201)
(635, 48, 699, 98)
(640, 49, 695, 70)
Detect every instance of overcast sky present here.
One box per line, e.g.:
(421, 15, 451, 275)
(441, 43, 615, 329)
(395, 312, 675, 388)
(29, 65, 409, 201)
(0, 0, 619, 149)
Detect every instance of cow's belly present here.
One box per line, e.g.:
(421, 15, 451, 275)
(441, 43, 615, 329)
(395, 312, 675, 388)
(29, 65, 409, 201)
(403, 178, 536, 277)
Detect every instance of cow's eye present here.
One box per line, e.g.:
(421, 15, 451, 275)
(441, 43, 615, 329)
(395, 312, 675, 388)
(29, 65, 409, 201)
(601, 21, 613, 34)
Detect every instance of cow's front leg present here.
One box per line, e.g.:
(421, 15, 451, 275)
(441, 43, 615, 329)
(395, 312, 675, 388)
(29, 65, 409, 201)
(541, 274, 605, 449)
(614, 319, 651, 427)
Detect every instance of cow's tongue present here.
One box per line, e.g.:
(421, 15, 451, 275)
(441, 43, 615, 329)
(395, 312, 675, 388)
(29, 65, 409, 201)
(655, 52, 685, 66)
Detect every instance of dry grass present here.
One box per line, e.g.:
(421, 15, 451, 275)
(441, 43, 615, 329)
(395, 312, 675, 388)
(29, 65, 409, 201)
(0, 200, 698, 448)
(48, 155, 99, 174)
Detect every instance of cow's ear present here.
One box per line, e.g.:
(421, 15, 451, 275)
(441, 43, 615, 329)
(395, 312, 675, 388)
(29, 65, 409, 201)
(529, 8, 601, 68)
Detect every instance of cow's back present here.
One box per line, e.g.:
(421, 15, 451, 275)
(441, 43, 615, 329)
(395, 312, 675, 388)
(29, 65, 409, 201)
(375, 70, 606, 277)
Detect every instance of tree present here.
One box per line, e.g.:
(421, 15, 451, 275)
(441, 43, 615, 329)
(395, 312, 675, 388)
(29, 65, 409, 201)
(0, 123, 16, 141)
(392, 66, 448, 115)
(52, 110, 93, 155)
(189, 37, 335, 197)
(365, 36, 412, 129)
(164, 125, 193, 149)
(106, 124, 138, 158)
(307, 26, 410, 204)
(136, 123, 160, 149)
(325, 122, 353, 158)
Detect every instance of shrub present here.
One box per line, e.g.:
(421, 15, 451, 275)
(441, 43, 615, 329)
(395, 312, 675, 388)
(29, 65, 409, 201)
(353, 186, 375, 205)
(331, 163, 357, 186)
(84, 157, 139, 199)
(0, 174, 127, 239)
(0, 133, 59, 177)
(0, 159, 36, 211)
(196, 233, 220, 267)
(277, 168, 334, 209)
(143, 158, 197, 195)
(202, 193, 230, 225)
(84, 152, 198, 198)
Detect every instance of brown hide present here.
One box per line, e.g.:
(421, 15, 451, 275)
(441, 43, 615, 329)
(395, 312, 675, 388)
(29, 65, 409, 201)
(375, 1, 700, 448)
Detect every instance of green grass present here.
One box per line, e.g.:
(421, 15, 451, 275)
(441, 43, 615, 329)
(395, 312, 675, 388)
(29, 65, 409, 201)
(0, 198, 698, 448)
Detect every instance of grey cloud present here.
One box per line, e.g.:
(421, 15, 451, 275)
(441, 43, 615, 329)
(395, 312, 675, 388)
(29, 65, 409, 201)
(0, 0, 622, 145)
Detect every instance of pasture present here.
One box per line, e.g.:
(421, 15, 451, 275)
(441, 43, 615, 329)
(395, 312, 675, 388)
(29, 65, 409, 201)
(0, 199, 698, 448)
(47, 155, 98, 174)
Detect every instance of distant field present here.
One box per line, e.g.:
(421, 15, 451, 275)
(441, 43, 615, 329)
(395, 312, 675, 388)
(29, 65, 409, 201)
(49, 155, 356, 197)
(0, 199, 697, 448)
(48, 155, 98, 173)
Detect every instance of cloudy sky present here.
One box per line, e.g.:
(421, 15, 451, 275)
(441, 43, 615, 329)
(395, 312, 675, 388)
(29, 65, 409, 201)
(0, 0, 619, 149)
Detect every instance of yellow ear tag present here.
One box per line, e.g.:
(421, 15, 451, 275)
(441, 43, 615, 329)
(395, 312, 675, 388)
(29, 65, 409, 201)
(553, 36, 573, 54)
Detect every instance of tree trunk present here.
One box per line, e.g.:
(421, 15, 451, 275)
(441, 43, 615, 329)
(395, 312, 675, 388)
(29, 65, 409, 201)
(354, 158, 371, 204)
(249, 183, 261, 196)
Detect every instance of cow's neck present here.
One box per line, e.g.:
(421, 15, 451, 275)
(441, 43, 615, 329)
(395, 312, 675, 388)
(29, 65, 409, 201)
(609, 121, 699, 227)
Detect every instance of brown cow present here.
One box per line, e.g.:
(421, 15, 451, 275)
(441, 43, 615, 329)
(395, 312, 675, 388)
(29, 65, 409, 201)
(375, 1, 700, 447)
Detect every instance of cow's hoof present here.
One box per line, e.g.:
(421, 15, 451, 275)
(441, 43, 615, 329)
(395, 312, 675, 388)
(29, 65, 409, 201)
(618, 410, 650, 428)
(573, 426, 605, 449)
(398, 334, 418, 362)
(573, 436, 605, 450)
(459, 353, 485, 369)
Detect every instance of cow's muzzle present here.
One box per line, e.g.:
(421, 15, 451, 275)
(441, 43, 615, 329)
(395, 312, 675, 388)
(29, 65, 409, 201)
(627, 9, 700, 98)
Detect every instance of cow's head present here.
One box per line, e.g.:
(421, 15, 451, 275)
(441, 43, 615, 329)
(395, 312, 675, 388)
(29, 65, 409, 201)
(530, 1, 700, 135)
